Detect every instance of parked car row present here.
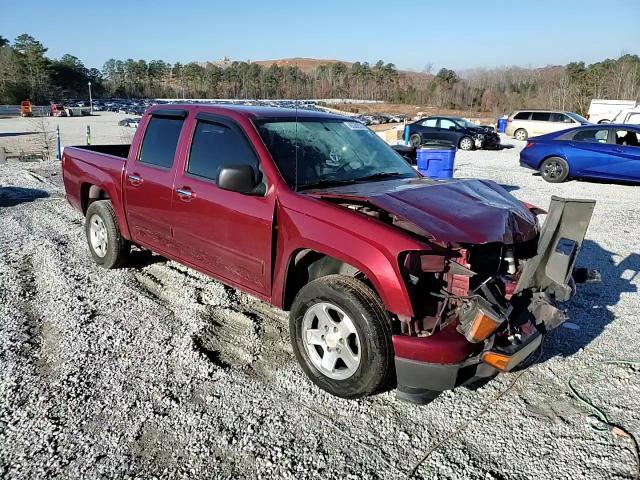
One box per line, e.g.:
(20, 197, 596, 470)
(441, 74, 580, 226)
(354, 114, 406, 125)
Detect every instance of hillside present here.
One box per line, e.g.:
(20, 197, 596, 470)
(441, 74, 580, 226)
(201, 57, 432, 81)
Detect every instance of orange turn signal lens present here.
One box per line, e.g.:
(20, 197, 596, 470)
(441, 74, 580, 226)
(481, 352, 512, 372)
(467, 312, 502, 343)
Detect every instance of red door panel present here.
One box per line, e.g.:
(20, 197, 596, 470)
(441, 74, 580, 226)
(123, 163, 176, 249)
(171, 177, 274, 295)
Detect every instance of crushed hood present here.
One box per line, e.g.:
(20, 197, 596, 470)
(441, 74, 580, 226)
(306, 178, 538, 246)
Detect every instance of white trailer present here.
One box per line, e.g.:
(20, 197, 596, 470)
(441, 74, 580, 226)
(587, 99, 639, 124)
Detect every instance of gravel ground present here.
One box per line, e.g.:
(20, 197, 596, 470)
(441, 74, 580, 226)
(1, 114, 639, 479)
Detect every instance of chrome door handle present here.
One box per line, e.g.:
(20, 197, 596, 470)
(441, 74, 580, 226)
(127, 174, 142, 184)
(176, 188, 194, 198)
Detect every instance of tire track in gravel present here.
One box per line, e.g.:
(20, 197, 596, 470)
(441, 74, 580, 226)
(127, 260, 292, 378)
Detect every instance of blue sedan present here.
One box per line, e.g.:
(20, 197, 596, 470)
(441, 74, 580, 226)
(519, 124, 640, 183)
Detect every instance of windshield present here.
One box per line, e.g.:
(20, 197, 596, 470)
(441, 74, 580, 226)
(566, 112, 590, 123)
(454, 118, 479, 129)
(256, 119, 418, 190)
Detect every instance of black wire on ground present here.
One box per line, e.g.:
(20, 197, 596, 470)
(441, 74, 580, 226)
(407, 345, 640, 480)
(407, 343, 544, 479)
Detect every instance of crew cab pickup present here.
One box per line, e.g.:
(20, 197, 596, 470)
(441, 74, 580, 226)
(62, 105, 596, 403)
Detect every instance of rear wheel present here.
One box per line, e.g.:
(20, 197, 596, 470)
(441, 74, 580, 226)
(598, 119, 610, 124)
(514, 128, 528, 141)
(290, 275, 394, 399)
(540, 156, 569, 183)
(85, 200, 130, 268)
(409, 133, 422, 148)
(459, 136, 474, 150)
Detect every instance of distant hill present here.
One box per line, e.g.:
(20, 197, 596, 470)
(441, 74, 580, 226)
(252, 57, 354, 73)
(200, 57, 432, 80)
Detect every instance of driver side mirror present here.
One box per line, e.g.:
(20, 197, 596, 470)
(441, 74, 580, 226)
(217, 165, 263, 195)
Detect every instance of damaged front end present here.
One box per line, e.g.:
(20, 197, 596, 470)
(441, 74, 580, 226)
(394, 196, 597, 403)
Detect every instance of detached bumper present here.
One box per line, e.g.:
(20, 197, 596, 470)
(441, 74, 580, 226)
(395, 329, 542, 404)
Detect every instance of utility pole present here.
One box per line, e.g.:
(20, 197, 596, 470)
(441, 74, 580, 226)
(88, 81, 93, 114)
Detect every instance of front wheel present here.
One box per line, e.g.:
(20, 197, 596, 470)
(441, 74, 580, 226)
(459, 136, 474, 150)
(290, 275, 394, 399)
(85, 200, 130, 268)
(540, 157, 569, 183)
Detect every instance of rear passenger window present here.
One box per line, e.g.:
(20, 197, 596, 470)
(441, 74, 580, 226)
(615, 130, 640, 147)
(531, 112, 551, 121)
(187, 121, 258, 182)
(138, 116, 184, 168)
(572, 129, 609, 143)
(514, 112, 530, 120)
(421, 118, 437, 127)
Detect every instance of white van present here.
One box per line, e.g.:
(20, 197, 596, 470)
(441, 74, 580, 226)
(587, 99, 638, 124)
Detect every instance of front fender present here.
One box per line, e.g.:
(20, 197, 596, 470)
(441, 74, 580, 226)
(272, 202, 422, 318)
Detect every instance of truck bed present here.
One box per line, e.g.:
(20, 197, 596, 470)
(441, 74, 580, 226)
(62, 144, 131, 229)
(71, 144, 131, 159)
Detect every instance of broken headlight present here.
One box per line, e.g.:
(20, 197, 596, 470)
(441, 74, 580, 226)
(457, 296, 507, 343)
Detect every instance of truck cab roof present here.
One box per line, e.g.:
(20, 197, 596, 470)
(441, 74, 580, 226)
(145, 103, 348, 122)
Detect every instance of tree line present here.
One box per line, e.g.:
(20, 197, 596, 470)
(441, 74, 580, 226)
(1, 33, 639, 115)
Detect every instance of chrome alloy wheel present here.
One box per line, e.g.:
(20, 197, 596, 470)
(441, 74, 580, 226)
(459, 137, 474, 150)
(301, 302, 361, 380)
(89, 214, 108, 257)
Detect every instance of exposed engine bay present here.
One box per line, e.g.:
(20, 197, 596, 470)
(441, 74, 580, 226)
(331, 192, 597, 370)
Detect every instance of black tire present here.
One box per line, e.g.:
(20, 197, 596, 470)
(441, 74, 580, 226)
(539, 156, 569, 183)
(458, 136, 474, 150)
(409, 133, 422, 148)
(598, 119, 610, 124)
(289, 275, 394, 399)
(85, 200, 130, 268)
(514, 128, 528, 141)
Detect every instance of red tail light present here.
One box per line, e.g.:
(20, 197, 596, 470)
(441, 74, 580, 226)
(524, 142, 535, 149)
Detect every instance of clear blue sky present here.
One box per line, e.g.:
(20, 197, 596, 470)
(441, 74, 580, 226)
(1, 0, 638, 71)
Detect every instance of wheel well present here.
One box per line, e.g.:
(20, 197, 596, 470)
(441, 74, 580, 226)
(283, 249, 368, 311)
(81, 183, 110, 214)
(538, 154, 567, 170)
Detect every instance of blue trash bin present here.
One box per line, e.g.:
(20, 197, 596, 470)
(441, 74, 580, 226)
(497, 116, 508, 133)
(416, 143, 456, 179)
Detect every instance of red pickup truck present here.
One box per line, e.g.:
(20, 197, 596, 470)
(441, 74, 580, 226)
(62, 105, 595, 403)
